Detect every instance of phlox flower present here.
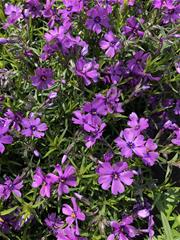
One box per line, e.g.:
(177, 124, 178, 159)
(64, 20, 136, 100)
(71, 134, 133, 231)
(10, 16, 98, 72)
(115, 128, 145, 158)
(62, 197, 85, 235)
(98, 162, 134, 195)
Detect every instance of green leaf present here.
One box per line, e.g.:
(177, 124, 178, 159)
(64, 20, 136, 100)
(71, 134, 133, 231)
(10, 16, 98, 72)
(0, 206, 18, 216)
(161, 212, 174, 240)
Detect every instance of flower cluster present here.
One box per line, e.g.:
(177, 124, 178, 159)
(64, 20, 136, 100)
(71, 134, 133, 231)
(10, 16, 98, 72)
(73, 87, 123, 147)
(45, 197, 86, 239)
(32, 164, 77, 197)
(115, 112, 159, 166)
(0, 0, 179, 239)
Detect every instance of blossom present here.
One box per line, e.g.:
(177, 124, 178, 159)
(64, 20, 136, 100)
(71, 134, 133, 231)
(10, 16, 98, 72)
(99, 31, 121, 58)
(4, 109, 22, 131)
(45, 213, 63, 230)
(162, 3, 180, 24)
(62, 197, 85, 235)
(107, 216, 138, 240)
(0, 121, 13, 154)
(104, 61, 128, 84)
(142, 139, 159, 166)
(98, 162, 134, 195)
(122, 16, 144, 39)
(153, 0, 171, 9)
(3, 4, 22, 29)
(59, 0, 83, 17)
(25, 0, 42, 18)
(21, 115, 48, 138)
(75, 58, 99, 86)
(31, 67, 55, 90)
(55, 164, 77, 196)
(127, 51, 149, 75)
(0, 176, 23, 200)
(114, 128, 145, 158)
(32, 168, 58, 197)
(174, 100, 180, 115)
(127, 112, 149, 133)
(171, 129, 180, 146)
(85, 6, 110, 34)
(84, 119, 106, 148)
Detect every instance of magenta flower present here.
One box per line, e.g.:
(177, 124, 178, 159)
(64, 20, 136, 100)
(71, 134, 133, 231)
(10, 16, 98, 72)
(4, 109, 22, 131)
(0, 121, 13, 154)
(162, 3, 180, 24)
(32, 168, 58, 197)
(127, 112, 149, 133)
(59, 0, 83, 17)
(75, 58, 99, 86)
(85, 6, 110, 34)
(114, 128, 145, 158)
(56, 225, 87, 240)
(98, 162, 134, 195)
(174, 100, 180, 115)
(171, 129, 180, 146)
(99, 31, 121, 58)
(25, 0, 42, 18)
(55, 164, 77, 196)
(153, 0, 171, 9)
(142, 139, 159, 166)
(21, 115, 48, 138)
(0, 176, 23, 200)
(31, 67, 55, 90)
(3, 4, 22, 29)
(122, 16, 144, 39)
(45, 212, 63, 230)
(127, 51, 149, 75)
(62, 197, 85, 235)
(107, 216, 138, 240)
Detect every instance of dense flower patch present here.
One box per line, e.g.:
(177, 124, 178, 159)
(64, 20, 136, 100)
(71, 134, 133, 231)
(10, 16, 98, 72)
(0, 0, 179, 239)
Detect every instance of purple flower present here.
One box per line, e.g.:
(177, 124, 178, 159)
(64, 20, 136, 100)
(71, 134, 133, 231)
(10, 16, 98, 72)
(122, 16, 144, 39)
(103, 151, 114, 162)
(4, 109, 22, 131)
(45, 212, 64, 230)
(55, 164, 77, 196)
(164, 120, 178, 130)
(115, 128, 145, 158)
(98, 162, 134, 195)
(127, 112, 149, 133)
(32, 168, 58, 197)
(75, 58, 99, 86)
(0, 121, 13, 154)
(104, 61, 128, 84)
(56, 225, 87, 240)
(25, 0, 42, 18)
(59, 0, 83, 17)
(105, 87, 124, 114)
(174, 99, 180, 115)
(171, 129, 180, 146)
(99, 31, 121, 58)
(153, 0, 170, 8)
(85, 6, 110, 34)
(127, 51, 149, 75)
(84, 119, 106, 148)
(162, 3, 180, 24)
(62, 197, 85, 235)
(42, 0, 55, 19)
(31, 67, 55, 90)
(3, 4, 22, 29)
(142, 139, 159, 166)
(0, 176, 23, 200)
(108, 216, 138, 240)
(21, 114, 48, 138)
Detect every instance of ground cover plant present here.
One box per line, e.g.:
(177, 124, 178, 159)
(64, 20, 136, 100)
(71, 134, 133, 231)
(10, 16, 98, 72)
(0, 0, 180, 239)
